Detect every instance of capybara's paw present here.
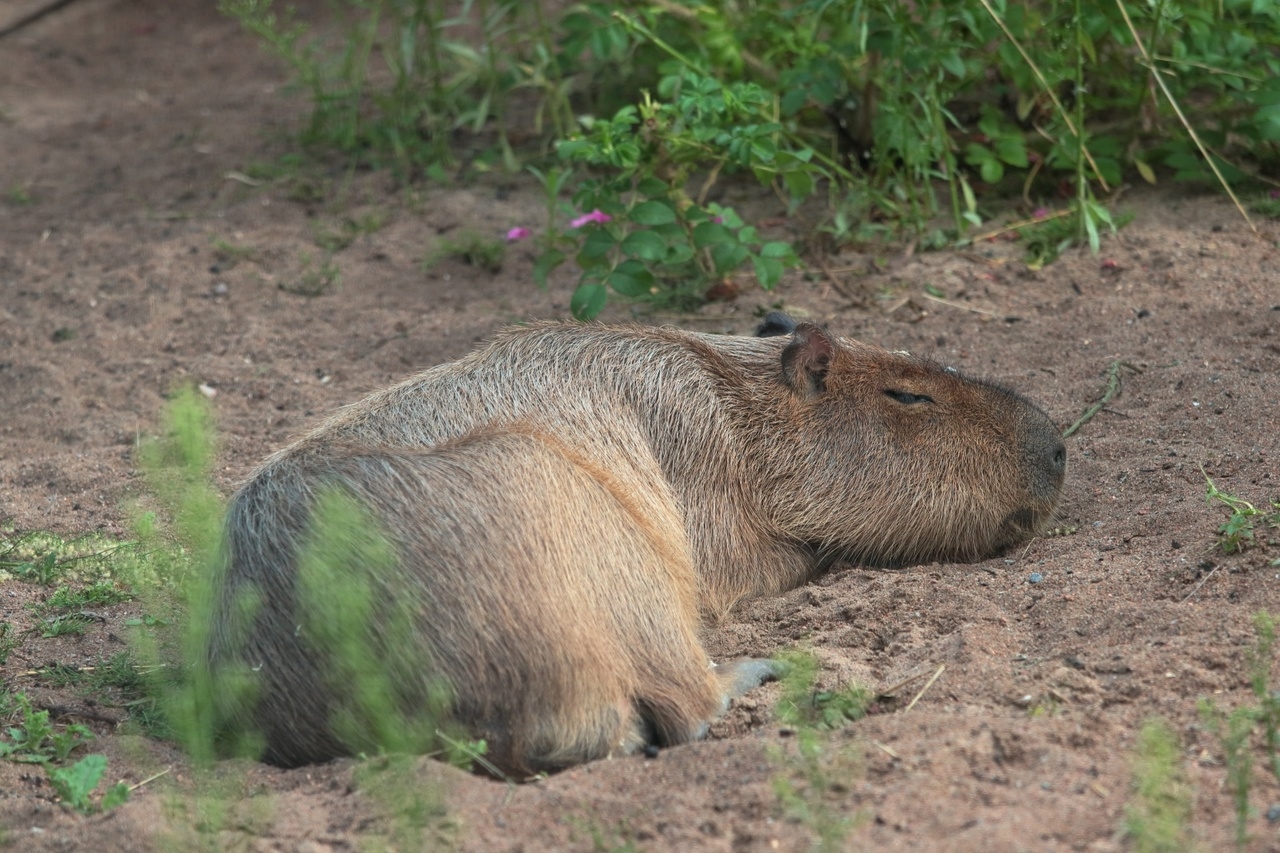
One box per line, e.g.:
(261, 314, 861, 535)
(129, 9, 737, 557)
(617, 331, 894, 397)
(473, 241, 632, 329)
(715, 657, 789, 704)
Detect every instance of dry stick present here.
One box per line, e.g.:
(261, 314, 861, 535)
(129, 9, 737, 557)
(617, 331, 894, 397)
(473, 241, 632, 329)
(920, 293, 1002, 318)
(1179, 564, 1219, 605)
(128, 768, 171, 793)
(872, 740, 901, 759)
(878, 666, 939, 699)
(435, 728, 512, 783)
(903, 664, 945, 713)
(972, 209, 1074, 244)
(814, 258, 861, 304)
(0, 0, 81, 39)
(975, 0, 1110, 192)
(1061, 360, 1140, 439)
(1112, 0, 1256, 233)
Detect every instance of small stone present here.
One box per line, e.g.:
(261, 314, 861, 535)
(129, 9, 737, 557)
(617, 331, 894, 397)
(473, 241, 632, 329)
(1267, 804, 1280, 823)
(1028, 572, 1044, 584)
(212, 282, 229, 296)
(642, 743, 660, 758)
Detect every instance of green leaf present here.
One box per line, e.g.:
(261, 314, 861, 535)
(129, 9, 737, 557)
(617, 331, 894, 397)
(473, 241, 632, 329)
(636, 177, 669, 196)
(620, 230, 667, 261)
(570, 283, 608, 320)
(781, 165, 815, 201)
(980, 158, 1003, 184)
(629, 201, 677, 225)
(606, 265, 653, 297)
(759, 241, 794, 259)
(710, 242, 750, 273)
(101, 783, 130, 811)
(994, 137, 1028, 168)
(692, 221, 734, 248)
(48, 754, 107, 812)
(532, 249, 565, 290)
(578, 228, 615, 260)
(754, 256, 785, 289)
(665, 243, 696, 265)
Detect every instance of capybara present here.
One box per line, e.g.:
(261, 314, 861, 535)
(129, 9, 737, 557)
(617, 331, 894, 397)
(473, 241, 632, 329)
(208, 314, 1065, 775)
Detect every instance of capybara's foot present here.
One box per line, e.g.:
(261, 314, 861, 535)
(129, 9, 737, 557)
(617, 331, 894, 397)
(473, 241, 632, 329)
(715, 657, 789, 708)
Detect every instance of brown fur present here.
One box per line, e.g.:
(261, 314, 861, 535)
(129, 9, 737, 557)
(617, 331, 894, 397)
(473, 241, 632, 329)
(209, 319, 1065, 775)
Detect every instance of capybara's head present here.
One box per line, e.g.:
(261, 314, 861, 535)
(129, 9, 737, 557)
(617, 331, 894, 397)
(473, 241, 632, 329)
(753, 316, 1065, 568)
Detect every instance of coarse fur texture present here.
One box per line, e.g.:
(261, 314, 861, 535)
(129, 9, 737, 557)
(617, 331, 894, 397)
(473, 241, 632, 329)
(209, 318, 1066, 776)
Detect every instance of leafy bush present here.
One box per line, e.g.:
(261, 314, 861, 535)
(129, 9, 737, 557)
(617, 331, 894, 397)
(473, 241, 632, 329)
(227, 0, 1280, 310)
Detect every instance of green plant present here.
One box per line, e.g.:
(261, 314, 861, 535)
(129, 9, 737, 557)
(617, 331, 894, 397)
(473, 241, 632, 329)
(0, 693, 94, 764)
(424, 231, 506, 274)
(39, 613, 96, 638)
(1124, 718, 1194, 853)
(220, 0, 573, 176)
(0, 623, 15, 665)
(210, 237, 260, 268)
(1201, 468, 1280, 557)
(47, 754, 130, 815)
(312, 210, 386, 251)
(775, 649, 873, 730)
(43, 581, 132, 611)
(770, 650, 868, 851)
(545, 62, 805, 318)
(0, 694, 128, 815)
(1196, 611, 1280, 852)
(285, 251, 341, 296)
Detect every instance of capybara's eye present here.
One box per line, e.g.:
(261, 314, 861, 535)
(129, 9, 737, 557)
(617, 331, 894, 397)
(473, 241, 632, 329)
(884, 389, 934, 405)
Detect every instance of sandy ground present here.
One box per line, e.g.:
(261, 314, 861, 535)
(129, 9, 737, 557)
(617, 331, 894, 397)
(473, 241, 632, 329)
(2, 0, 1280, 850)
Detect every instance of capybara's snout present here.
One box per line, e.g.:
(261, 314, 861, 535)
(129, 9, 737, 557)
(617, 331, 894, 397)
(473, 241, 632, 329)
(1008, 409, 1067, 537)
(1025, 415, 1067, 505)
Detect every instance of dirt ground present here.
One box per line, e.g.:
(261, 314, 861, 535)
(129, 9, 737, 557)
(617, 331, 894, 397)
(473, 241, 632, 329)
(2, 0, 1280, 850)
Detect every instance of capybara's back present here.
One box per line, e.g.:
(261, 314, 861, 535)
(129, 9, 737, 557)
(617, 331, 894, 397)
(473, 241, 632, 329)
(209, 317, 1065, 775)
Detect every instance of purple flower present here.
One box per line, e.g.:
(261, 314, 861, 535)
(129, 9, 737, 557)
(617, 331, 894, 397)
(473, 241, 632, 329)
(712, 215, 724, 224)
(1032, 207, 1050, 220)
(569, 209, 613, 228)
(506, 227, 530, 242)
(1270, 189, 1280, 200)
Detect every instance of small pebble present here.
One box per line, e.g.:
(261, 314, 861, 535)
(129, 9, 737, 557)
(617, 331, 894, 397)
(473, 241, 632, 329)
(642, 743, 660, 759)
(1028, 572, 1044, 584)
(1267, 804, 1280, 823)
(213, 282, 229, 296)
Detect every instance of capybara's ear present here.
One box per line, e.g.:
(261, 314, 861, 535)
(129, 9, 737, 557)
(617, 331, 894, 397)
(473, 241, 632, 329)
(780, 323, 834, 397)
(755, 312, 797, 338)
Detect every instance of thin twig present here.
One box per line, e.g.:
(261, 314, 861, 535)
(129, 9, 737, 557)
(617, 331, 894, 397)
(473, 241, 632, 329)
(920, 293, 1002, 318)
(1112, 0, 1256, 233)
(814, 258, 861, 304)
(903, 664, 945, 713)
(128, 768, 171, 792)
(872, 740, 900, 759)
(1061, 360, 1140, 439)
(972, 209, 1074, 243)
(878, 666, 938, 698)
(0, 0, 81, 39)
(1180, 564, 1219, 604)
(435, 729, 512, 783)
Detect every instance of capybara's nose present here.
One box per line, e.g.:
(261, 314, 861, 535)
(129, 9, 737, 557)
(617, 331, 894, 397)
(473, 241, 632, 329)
(1051, 441, 1067, 475)
(1024, 423, 1067, 503)
(1038, 438, 1067, 499)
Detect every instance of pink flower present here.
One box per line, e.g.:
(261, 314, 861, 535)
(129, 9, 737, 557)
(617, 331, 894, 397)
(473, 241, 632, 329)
(506, 227, 530, 242)
(1032, 207, 1050, 220)
(1270, 189, 1280, 199)
(712, 216, 724, 224)
(569, 209, 613, 228)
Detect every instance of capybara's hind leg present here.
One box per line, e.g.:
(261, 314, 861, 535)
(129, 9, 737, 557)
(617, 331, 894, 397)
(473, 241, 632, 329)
(714, 658, 789, 710)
